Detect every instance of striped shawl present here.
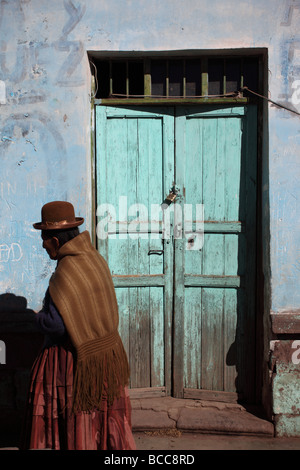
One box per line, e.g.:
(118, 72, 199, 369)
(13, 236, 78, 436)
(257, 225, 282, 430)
(48, 230, 130, 412)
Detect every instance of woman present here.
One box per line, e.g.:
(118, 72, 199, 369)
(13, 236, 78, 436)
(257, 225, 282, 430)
(21, 201, 136, 450)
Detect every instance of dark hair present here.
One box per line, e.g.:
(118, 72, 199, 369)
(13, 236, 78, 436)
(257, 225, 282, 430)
(42, 227, 79, 247)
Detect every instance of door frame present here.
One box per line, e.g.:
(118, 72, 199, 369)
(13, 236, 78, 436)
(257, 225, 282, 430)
(95, 102, 260, 402)
(91, 51, 267, 405)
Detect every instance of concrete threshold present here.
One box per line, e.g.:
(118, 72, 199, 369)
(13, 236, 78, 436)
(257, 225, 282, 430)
(131, 397, 274, 437)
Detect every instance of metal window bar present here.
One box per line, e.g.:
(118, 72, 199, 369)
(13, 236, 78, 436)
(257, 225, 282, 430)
(223, 59, 226, 95)
(109, 60, 113, 97)
(126, 61, 129, 98)
(183, 59, 186, 98)
(166, 60, 169, 98)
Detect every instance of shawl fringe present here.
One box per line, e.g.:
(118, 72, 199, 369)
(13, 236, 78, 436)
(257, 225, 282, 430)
(72, 339, 130, 413)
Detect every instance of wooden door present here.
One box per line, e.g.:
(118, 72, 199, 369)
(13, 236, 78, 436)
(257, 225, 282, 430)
(96, 104, 257, 402)
(96, 106, 174, 396)
(173, 105, 257, 402)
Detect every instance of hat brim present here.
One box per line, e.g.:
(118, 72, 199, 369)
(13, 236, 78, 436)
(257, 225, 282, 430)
(33, 217, 84, 230)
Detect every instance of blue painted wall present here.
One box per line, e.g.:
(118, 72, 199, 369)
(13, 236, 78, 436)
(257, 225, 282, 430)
(0, 0, 300, 433)
(0, 1, 299, 307)
(0, 0, 92, 308)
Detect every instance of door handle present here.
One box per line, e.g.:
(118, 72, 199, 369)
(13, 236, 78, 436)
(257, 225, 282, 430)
(148, 250, 164, 256)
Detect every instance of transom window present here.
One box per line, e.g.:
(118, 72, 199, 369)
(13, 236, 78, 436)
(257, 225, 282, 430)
(88, 55, 260, 101)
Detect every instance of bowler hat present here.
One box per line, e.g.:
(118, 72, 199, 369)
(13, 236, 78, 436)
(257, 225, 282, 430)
(33, 201, 84, 230)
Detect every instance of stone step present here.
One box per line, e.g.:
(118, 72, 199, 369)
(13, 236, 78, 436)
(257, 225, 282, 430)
(131, 397, 274, 437)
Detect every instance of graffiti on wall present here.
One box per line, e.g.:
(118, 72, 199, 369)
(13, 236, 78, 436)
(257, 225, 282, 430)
(0, 0, 85, 147)
(0, 0, 86, 191)
(0, 0, 86, 95)
(0, 1, 87, 301)
(0, 243, 22, 264)
(0, 217, 24, 269)
(55, 0, 86, 87)
(279, 0, 300, 112)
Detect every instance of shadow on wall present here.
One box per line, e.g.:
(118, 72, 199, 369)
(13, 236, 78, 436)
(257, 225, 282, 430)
(0, 293, 43, 447)
(0, 293, 33, 313)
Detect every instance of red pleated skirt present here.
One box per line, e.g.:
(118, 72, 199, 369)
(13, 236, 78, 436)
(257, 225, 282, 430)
(21, 342, 136, 450)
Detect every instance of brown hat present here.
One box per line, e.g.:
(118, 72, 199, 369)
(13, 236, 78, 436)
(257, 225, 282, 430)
(33, 201, 84, 230)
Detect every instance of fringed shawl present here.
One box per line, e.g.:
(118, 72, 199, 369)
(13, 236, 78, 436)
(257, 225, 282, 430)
(48, 230, 130, 413)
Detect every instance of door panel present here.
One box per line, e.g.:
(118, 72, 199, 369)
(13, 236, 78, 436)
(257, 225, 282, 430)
(96, 106, 174, 394)
(174, 106, 257, 402)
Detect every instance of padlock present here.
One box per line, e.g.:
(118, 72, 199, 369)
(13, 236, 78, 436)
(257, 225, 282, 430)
(161, 186, 179, 209)
(166, 191, 177, 203)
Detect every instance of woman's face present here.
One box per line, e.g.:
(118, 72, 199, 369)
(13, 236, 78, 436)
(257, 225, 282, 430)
(41, 232, 60, 260)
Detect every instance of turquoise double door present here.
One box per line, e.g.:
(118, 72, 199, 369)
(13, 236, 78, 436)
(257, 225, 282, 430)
(96, 105, 257, 403)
